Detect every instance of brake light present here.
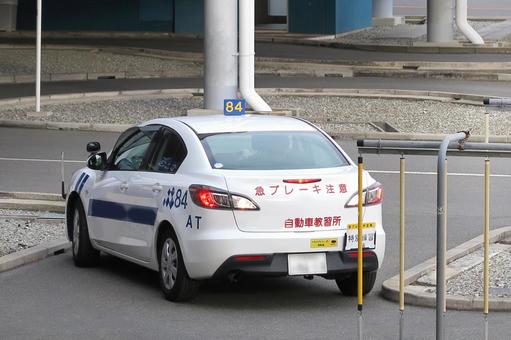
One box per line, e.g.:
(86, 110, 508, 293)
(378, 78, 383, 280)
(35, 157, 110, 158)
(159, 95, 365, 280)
(283, 178, 322, 184)
(345, 182, 383, 208)
(189, 185, 259, 210)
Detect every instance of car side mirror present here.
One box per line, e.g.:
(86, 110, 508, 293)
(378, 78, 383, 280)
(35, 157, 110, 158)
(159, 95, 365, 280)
(87, 141, 101, 153)
(87, 152, 107, 171)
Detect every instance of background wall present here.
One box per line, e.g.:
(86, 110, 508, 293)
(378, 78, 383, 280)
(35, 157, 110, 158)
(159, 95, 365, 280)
(17, 0, 176, 32)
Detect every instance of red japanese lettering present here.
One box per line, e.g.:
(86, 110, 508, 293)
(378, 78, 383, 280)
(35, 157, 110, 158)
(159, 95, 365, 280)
(284, 218, 294, 228)
(255, 186, 265, 196)
(339, 184, 347, 194)
(324, 216, 333, 227)
(333, 216, 342, 226)
(314, 218, 323, 227)
(305, 218, 314, 227)
(295, 218, 304, 228)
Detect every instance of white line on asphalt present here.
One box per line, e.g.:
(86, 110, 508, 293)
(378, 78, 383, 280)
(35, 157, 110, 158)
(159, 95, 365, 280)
(369, 170, 511, 178)
(0, 157, 83, 164)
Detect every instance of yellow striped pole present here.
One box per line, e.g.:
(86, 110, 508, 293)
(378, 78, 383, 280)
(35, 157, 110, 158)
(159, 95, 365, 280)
(399, 156, 405, 339)
(358, 157, 364, 307)
(357, 156, 364, 340)
(484, 159, 490, 315)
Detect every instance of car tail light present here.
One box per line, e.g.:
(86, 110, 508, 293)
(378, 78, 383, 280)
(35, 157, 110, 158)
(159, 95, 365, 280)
(189, 185, 259, 210)
(345, 182, 383, 208)
(283, 178, 322, 184)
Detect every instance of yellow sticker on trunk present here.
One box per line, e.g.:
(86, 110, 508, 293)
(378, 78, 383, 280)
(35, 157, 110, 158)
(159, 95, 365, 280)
(310, 238, 338, 248)
(347, 222, 376, 230)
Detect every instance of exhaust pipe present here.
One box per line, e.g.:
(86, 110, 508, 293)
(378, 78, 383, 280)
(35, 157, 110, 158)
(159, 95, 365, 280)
(456, 0, 484, 45)
(239, 0, 272, 113)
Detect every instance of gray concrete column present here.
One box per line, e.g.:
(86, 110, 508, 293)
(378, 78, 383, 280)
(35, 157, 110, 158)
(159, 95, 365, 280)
(373, 0, 393, 18)
(427, 0, 453, 43)
(204, 0, 238, 111)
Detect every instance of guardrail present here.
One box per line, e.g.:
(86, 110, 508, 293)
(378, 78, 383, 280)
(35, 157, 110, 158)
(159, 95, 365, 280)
(355, 98, 511, 340)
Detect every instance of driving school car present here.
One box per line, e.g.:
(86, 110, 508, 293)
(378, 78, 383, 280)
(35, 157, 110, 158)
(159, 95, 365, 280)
(66, 114, 385, 301)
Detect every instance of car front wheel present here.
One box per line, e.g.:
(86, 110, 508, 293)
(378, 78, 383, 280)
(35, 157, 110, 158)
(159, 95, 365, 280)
(71, 200, 100, 267)
(336, 270, 377, 296)
(158, 229, 199, 302)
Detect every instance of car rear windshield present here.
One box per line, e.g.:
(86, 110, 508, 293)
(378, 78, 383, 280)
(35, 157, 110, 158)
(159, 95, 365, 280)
(200, 131, 349, 170)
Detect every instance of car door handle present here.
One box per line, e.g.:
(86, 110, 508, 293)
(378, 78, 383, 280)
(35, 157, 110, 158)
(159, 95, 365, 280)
(120, 182, 129, 192)
(152, 184, 163, 193)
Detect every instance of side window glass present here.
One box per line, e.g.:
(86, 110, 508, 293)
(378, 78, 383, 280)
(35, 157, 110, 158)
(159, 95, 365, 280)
(148, 130, 187, 173)
(112, 129, 157, 171)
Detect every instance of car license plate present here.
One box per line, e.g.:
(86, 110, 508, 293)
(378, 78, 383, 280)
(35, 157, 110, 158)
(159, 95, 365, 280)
(345, 222, 376, 251)
(310, 238, 338, 249)
(288, 253, 327, 275)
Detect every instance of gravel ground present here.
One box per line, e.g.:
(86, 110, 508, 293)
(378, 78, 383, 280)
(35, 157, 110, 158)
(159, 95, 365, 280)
(2, 95, 510, 135)
(0, 48, 201, 76)
(0, 213, 66, 257)
(335, 21, 500, 46)
(447, 249, 511, 298)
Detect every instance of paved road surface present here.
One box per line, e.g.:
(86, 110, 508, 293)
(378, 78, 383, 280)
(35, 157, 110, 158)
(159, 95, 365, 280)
(1, 127, 511, 339)
(3, 37, 511, 63)
(2, 76, 511, 100)
(395, 0, 511, 17)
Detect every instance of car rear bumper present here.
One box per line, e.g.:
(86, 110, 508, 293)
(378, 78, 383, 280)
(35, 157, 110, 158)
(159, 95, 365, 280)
(212, 250, 379, 280)
(181, 228, 385, 279)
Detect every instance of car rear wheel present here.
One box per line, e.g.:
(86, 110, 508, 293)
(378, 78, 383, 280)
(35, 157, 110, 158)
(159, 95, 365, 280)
(158, 229, 199, 302)
(71, 200, 100, 267)
(336, 271, 377, 296)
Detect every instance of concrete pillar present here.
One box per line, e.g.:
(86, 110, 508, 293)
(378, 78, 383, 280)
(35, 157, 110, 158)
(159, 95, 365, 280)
(427, 0, 453, 43)
(373, 0, 393, 18)
(372, 0, 404, 27)
(203, 0, 238, 111)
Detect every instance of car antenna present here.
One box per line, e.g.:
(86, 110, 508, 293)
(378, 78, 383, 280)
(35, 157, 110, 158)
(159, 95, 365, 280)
(61, 151, 67, 200)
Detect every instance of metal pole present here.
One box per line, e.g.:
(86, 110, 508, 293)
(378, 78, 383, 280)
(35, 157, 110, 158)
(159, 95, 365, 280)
(483, 110, 490, 340)
(483, 159, 490, 314)
(399, 156, 405, 340)
(427, 0, 453, 43)
(357, 156, 364, 340)
(203, 0, 238, 111)
(436, 132, 468, 340)
(36, 0, 42, 112)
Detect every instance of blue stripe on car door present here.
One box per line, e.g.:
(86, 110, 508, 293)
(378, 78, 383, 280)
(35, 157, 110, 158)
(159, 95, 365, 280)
(89, 199, 157, 226)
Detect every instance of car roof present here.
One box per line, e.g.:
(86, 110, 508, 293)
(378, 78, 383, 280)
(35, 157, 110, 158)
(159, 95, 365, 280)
(149, 115, 317, 135)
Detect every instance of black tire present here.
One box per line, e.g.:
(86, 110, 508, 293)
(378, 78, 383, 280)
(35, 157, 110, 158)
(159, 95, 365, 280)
(158, 229, 199, 302)
(71, 199, 100, 267)
(336, 271, 377, 296)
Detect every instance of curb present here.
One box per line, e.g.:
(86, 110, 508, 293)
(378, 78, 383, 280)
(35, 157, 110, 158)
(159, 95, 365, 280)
(0, 191, 64, 201)
(2, 88, 510, 141)
(0, 198, 65, 213)
(382, 226, 511, 311)
(0, 239, 70, 273)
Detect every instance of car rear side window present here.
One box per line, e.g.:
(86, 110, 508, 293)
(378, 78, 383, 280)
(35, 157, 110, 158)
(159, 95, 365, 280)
(147, 129, 187, 173)
(201, 131, 348, 170)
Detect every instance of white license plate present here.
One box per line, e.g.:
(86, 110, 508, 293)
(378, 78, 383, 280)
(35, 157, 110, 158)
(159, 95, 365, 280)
(288, 253, 327, 276)
(345, 230, 376, 251)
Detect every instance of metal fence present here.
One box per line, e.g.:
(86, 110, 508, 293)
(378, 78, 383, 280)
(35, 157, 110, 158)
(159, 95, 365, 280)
(353, 99, 511, 340)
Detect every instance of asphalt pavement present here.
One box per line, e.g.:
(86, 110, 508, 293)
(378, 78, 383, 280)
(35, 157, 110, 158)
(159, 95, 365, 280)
(3, 37, 511, 63)
(2, 76, 511, 100)
(1, 127, 511, 338)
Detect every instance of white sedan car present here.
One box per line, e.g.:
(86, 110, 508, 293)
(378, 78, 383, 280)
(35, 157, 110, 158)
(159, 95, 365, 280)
(66, 114, 385, 301)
